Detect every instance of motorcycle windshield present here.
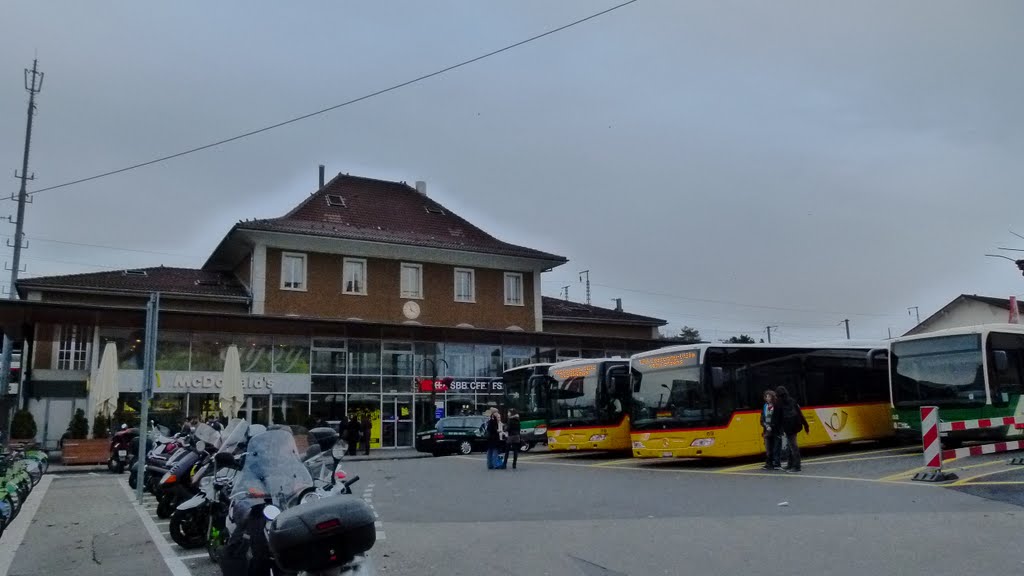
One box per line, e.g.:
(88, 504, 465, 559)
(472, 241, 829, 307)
(218, 419, 248, 454)
(230, 429, 313, 506)
(194, 423, 221, 448)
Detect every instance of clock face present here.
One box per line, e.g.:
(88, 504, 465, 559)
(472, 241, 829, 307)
(403, 301, 421, 320)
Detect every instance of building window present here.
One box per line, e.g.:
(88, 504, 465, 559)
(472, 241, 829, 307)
(454, 268, 475, 303)
(57, 325, 90, 371)
(281, 252, 307, 291)
(343, 258, 367, 295)
(400, 263, 423, 299)
(504, 272, 524, 306)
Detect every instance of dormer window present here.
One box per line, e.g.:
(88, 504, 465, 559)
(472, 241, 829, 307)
(122, 269, 148, 277)
(326, 194, 346, 207)
(424, 205, 446, 215)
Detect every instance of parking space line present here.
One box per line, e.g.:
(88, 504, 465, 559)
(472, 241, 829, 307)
(803, 446, 920, 463)
(950, 465, 1024, 485)
(802, 453, 922, 466)
(951, 480, 1024, 486)
(0, 475, 53, 576)
(590, 458, 637, 468)
(715, 462, 765, 473)
(117, 478, 192, 576)
(176, 553, 209, 561)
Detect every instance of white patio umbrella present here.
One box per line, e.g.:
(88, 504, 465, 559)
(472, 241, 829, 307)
(220, 344, 245, 420)
(92, 342, 120, 423)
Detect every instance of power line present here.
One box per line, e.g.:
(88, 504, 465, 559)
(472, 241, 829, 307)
(0, 233, 190, 257)
(26, 0, 640, 197)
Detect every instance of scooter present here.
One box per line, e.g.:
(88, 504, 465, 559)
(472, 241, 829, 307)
(108, 426, 138, 474)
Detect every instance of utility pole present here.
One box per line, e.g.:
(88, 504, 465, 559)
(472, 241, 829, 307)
(841, 319, 850, 339)
(765, 326, 777, 343)
(908, 306, 920, 325)
(560, 285, 570, 301)
(578, 270, 591, 305)
(1, 59, 43, 439)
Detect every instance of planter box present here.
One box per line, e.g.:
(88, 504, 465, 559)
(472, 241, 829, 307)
(62, 439, 110, 465)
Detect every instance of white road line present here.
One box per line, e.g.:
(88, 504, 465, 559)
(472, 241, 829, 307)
(176, 553, 209, 561)
(0, 475, 54, 576)
(374, 521, 382, 528)
(118, 478, 192, 576)
(376, 531, 386, 541)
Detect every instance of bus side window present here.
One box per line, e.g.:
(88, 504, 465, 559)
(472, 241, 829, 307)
(988, 333, 1024, 404)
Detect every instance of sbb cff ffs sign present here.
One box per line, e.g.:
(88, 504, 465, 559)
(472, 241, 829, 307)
(417, 378, 504, 393)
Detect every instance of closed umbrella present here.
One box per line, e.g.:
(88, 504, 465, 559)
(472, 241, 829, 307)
(92, 342, 120, 422)
(220, 344, 244, 420)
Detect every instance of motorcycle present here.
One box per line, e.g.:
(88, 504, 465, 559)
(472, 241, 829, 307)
(108, 426, 138, 473)
(170, 419, 245, 550)
(155, 423, 220, 519)
(219, 427, 376, 576)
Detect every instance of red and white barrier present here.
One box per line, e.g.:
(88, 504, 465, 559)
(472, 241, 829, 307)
(914, 405, 1024, 482)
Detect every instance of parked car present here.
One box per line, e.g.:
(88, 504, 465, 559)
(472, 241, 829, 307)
(415, 416, 490, 456)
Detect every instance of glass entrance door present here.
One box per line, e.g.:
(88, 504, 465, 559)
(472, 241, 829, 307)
(382, 394, 414, 447)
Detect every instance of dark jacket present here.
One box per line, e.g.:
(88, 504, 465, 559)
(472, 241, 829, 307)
(486, 418, 501, 447)
(345, 419, 361, 441)
(506, 417, 522, 445)
(776, 396, 809, 435)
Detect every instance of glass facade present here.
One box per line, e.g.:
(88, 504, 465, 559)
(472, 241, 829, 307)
(92, 328, 642, 447)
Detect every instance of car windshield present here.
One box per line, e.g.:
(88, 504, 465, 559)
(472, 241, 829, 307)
(230, 428, 313, 506)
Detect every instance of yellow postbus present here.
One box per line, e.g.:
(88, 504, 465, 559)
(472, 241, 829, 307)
(630, 343, 894, 459)
(547, 358, 632, 452)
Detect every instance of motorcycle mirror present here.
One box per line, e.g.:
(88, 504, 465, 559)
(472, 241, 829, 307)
(333, 441, 347, 460)
(195, 440, 206, 453)
(263, 505, 281, 521)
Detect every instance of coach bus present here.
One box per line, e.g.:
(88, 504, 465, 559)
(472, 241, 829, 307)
(502, 363, 554, 452)
(889, 324, 1024, 446)
(547, 358, 632, 452)
(629, 343, 893, 459)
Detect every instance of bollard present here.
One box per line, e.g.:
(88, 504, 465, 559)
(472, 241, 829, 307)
(912, 406, 957, 482)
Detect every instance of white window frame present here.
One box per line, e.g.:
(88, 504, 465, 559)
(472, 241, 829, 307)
(280, 252, 307, 291)
(400, 263, 423, 299)
(454, 268, 476, 303)
(55, 325, 90, 371)
(343, 257, 368, 296)
(503, 272, 524, 306)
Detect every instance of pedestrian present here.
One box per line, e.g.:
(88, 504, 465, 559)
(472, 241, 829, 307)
(760, 390, 781, 470)
(338, 414, 349, 436)
(502, 410, 522, 470)
(775, 386, 810, 472)
(360, 414, 372, 455)
(180, 417, 193, 437)
(485, 411, 502, 470)
(345, 415, 360, 456)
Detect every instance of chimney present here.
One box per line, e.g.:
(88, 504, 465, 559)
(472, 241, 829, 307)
(318, 165, 325, 190)
(613, 298, 623, 312)
(415, 180, 427, 196)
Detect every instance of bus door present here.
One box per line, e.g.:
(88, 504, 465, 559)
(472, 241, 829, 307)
(602, 364, 630, 424)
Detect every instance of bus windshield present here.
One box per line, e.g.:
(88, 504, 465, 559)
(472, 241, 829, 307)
(551, 364, 600, 425)
(503, 367, 552, 421)
(630, 365, 707, 428)
(891, 334, 986, 406)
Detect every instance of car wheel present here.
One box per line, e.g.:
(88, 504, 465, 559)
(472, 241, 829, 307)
(521, 442, 535, 453)
(458, 441, 473, 455)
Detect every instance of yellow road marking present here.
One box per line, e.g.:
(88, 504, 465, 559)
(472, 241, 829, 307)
(951, 465, 1024, 485)
(802, 445, 920, 463)
(877, 457, 1004, 481)
(950, 480, 1024, 486)
(715, 461, 765, 473)
(590, 458, 637, 468)
(803, 453, 921, 466)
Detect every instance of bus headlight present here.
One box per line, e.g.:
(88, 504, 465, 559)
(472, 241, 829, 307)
(690, 438, 715, 447)
(589, 434, 607, 442)
(534, 426, 547, 436)
(632, 441, 645, 449)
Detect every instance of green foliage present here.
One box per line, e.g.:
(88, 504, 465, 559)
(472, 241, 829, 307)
(677, 326, 702, 344)
(68, 408, 89, 439)
(93, 412, 110, 439)
(114, 408, 139, 428)
(11, 409, 37, 439)
(721, 335, 756, 344)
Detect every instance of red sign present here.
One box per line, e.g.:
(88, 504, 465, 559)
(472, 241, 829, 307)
(418, 378, 451, 392)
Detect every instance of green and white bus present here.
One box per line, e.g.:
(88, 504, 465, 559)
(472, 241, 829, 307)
(889, 324, 1024, 445)
(502, 363, 554, 452)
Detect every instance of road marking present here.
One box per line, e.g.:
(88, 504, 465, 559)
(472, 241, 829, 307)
(376, 531, 386, 541)
(802, 445, 921, 462)
(715, 461, 765, 473)
(374, 521, 382, 528)
(118, 478, 192, 576)
(951, 480, 1024, 486)
(0, 475, 53, 576)
(802, 453, 922, 466)
(176, 553, 209, 561)
(590, 458, 637, 468)
(950, 465, 1024, 485)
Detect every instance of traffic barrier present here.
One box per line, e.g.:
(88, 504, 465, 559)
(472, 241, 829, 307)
(913, 406, 1024, 482)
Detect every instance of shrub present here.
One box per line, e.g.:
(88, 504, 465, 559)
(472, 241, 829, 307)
(11, 409, 37, 439)
(93, 412, 110, 439)
(68, 408, 89, 440)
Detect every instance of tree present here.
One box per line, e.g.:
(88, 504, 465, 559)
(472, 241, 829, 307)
(677, 326, 702, 344)
(68, 408, 89, 440)
(722, 335, 756, 344)
(11, 410, 37, 440)
(93, 412, 110, 439)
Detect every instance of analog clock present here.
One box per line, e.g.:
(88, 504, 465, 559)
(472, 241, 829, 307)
(403, 301, 421, 320)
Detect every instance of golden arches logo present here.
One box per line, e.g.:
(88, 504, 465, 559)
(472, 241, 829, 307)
(823, 410, 849, 434)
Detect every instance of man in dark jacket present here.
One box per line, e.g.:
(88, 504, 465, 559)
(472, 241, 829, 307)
(774, 386, 810, 472)
(345, 415, 360, 456)
(502, 410, 522, 470)
(360, 415, 372, 455)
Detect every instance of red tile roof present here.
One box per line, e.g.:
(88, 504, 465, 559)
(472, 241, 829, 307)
(233, 174, 567, 262)
(542, 296, 666, 326)
(17, 266, 250, 300)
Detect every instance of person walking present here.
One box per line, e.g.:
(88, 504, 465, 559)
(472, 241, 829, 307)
(345, 415, 360, 456)
(760, 390, 781, 470)
(485, 411, 502, 470)
(502, 410, 522, 470)
(775, 386, 809, 472)
(360, 414, 372, 455)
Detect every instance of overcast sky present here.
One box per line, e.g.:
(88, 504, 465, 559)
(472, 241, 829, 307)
(2, 1, 1022, 343)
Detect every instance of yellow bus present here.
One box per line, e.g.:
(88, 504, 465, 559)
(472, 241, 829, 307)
(547, 358, 632, 452)
(630, 343, 894, 459)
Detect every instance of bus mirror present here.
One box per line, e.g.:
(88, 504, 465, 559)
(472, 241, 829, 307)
(711, 367, 725, 390)
(611, 374, 629, 396)
(994, 350, 1009, 373)
(866, 348, 888, 370)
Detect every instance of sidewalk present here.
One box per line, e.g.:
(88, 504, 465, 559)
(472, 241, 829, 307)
(48, 463, 109, 475)
(345, 448, 431, 462)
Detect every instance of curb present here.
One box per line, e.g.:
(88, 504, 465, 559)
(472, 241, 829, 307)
(48, 466, 111, 476)
(344, 453, 433, 463)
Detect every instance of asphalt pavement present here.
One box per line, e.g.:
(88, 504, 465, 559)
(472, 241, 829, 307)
(7, 443, 1024, 576)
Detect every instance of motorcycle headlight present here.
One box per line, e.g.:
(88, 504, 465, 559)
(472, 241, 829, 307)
(300, 491, 321, 505)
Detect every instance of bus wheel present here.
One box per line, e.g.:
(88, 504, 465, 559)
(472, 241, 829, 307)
(521, 442, 535, 453)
